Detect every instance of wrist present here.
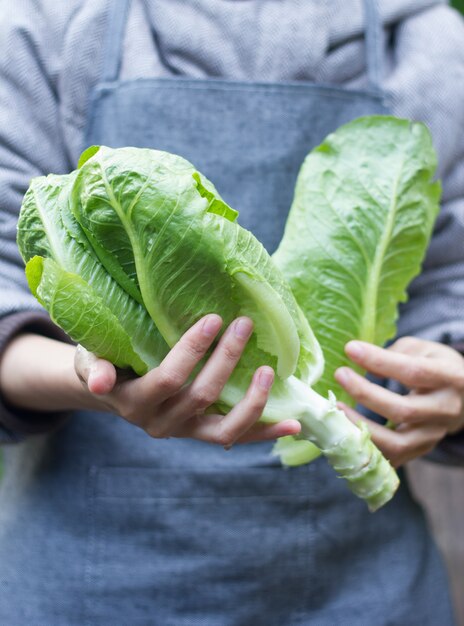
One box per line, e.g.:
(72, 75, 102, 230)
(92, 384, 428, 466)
(0, 333, 103, 413)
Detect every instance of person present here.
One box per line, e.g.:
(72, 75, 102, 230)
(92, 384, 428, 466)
(0, 0, 463, 624)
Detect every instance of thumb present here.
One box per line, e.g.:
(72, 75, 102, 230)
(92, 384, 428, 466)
(74, 345, 117, 395)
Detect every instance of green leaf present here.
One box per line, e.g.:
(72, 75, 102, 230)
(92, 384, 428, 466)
(17, 173, 73, 264)
(274, 115, 441, 405)
(18, 172, 168, 373)
(72, 146, 321, 382)
(78, 145, 100, 169)
(231, 270, 300, 379)
(26, 256, 148, 375)
(192, 172, 238, 222)
(272, 436, 321, 466)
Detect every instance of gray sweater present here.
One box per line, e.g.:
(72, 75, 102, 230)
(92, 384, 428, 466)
(1, 0, 464, 449)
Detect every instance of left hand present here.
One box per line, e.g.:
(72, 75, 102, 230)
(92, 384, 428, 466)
(334, 337, 464, 467)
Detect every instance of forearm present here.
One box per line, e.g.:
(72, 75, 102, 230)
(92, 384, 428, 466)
(0, 333, 100, 413)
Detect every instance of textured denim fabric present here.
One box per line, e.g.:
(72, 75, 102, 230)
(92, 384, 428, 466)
(0, 411, 456, 625)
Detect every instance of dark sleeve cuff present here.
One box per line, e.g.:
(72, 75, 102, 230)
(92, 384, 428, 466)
(426, 339, 464, 465)
(0, 311, 73, 441)
(427, 429, 464, 466)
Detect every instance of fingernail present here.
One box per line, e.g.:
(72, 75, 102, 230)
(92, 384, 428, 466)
(335, 367, 351, 386)
(258, 367, 274, 390)
(88, 364, 98, 381)
(234, 317, 253, 339)
(202, 314, 222, 337)
(346, 341, 364, 359)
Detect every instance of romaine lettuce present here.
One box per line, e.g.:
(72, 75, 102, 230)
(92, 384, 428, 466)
(273, 116, 440, 467)
(17, 116, 440, 510)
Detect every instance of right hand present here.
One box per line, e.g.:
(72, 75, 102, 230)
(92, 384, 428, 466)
(75, 314, 301, 447)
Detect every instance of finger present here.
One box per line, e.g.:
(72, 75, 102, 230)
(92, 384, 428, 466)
(129, 314, 223, 404)
(388, 336, 434, 356)
(345, 340, 464, 390)
(174, 366, 275, 445)
(176, 415, 302, 444)
(338, 403, 447, 467)
(236, 419, 302, 443)
(158, 316, 254, 425)
(335, 367, 461, 425)
(74, 345, 117, 395)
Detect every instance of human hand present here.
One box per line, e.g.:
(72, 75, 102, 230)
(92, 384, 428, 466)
(334, 337, 464, 467)
(75, 314, 301, 447)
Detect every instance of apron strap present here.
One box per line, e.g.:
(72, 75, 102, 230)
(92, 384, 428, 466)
(101, 0, 385, 92)
(363, 0, 384, 92)
(101, 0, 132, 83)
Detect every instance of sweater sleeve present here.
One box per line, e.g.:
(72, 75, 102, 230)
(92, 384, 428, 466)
(423, 339, 464, 467)
(0, 2, 77, 441)
(386, 6, 464, 347)
(0, 313, 74, 443)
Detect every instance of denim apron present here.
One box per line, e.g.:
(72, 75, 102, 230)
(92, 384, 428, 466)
(0, 1, 456, 625)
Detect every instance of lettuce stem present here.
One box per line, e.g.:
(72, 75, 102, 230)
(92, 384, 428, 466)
(267, 378, 399, 511)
